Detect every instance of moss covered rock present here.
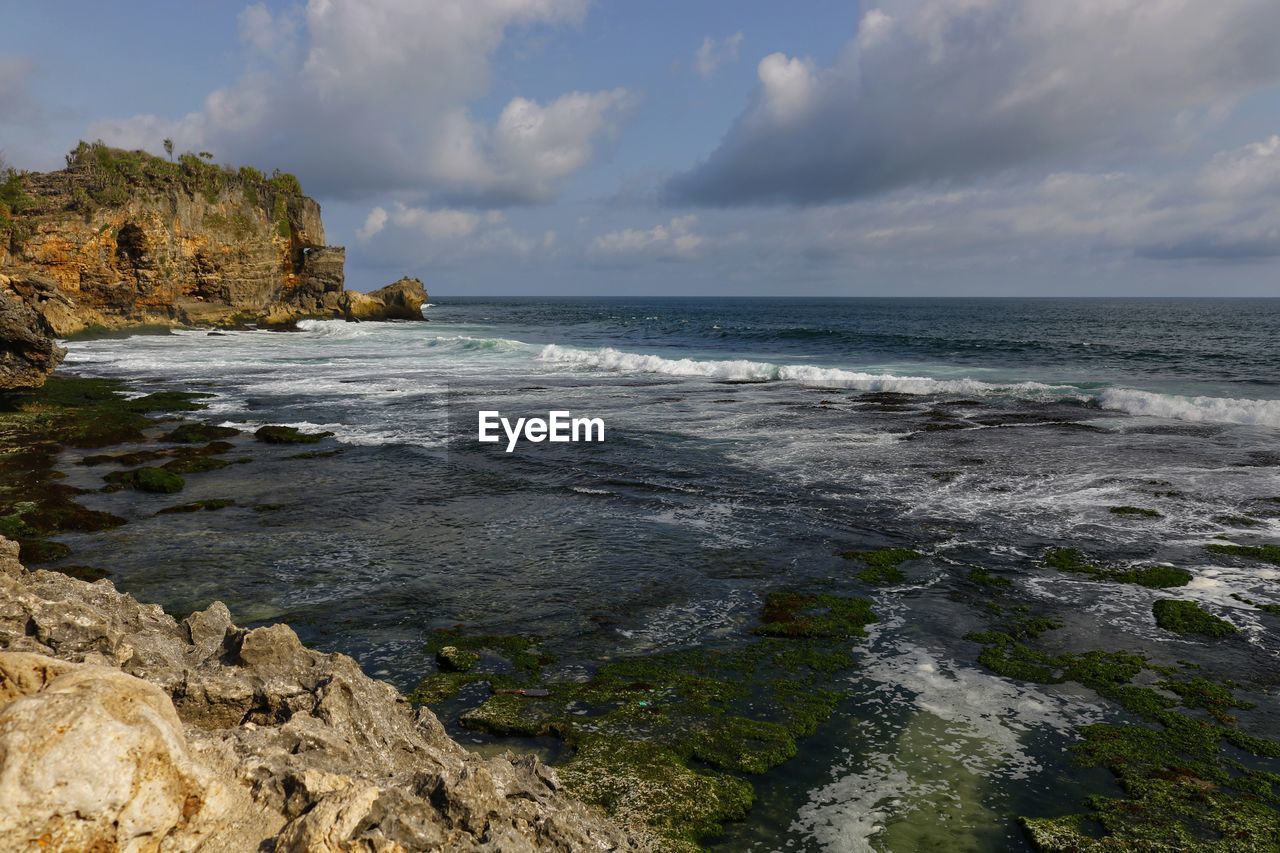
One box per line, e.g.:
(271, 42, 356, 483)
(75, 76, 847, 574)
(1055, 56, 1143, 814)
(838, 546, 922, 585)
(254, 425, 335, 444)
(103, 466, 185, 494)
(1152, 599, 1237, 638)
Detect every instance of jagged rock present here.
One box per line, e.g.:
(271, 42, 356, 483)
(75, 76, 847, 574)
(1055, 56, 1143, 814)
(0, 536, 643, 852)
(342, 276, 427, 321)
(0, 286, 65, 388)
(0, 652, 271, 851)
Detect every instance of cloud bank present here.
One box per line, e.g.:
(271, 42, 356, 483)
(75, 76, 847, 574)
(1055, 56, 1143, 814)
(668, 0, 1280, 206)
(89, 0, 630, 205)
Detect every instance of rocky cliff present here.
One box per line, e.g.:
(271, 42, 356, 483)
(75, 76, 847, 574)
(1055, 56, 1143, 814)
(0, 535, 642, 851)
(0, 142, 347, 336)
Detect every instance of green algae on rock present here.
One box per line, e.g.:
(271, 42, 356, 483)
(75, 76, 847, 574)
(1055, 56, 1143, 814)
(155, 499, 235, 515)
(412, 592, 876, 849)
(961, 598, 1279, 850)
(1041, 547, 1191, 588)
(967, 567, 1013, 589)
(754, 591, 875, 638)
(102, 466, 185, 494)
(1152, 599, 1238, 638)
(161, 423, 240, 443)
(1206, 542, 1280, 567)
(254, 425, 335, 444)
(838, 546, 922, 585)
(161, 455, 231, 474)
(1108, 505, 1163, 518)
(435, 645, 480, 673)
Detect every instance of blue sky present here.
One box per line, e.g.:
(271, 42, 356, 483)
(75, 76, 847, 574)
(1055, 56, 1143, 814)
(3, 1, 1280, 296)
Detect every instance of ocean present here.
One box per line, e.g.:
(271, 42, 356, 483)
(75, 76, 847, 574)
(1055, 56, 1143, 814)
(57, 297, 1280, 850)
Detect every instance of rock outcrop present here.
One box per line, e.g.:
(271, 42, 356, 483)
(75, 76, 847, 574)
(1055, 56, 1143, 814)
(0, 277, 65, 388)
(342, 277, 428, 321)
(0, 142, 346, 336)
(0, 536, 641, 852)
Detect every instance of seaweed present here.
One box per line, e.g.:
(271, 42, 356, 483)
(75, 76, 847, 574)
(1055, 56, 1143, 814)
(411, 592, 876, 848)
(254, 425, 335, 444)
(1152, 599, 1238, 639)
(1041, 547, 1191, 588)
(838, 547, 922, 585)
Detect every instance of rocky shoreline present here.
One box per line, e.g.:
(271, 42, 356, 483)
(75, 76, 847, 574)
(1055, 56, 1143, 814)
(0, 534, 643, 851)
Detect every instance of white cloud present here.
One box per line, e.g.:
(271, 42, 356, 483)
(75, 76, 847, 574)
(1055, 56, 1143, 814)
(88, 0, 628, 205)
(359, 203, 481, 242)
(756, 53, 817, 123)
(592, 215, 708, 260)
(759, 133, 1280, 263)
(694, 32, 744, 78)
(237, 3, 299, 56)
(353, 200, 555, 270)
(669, 0, 1280, 205)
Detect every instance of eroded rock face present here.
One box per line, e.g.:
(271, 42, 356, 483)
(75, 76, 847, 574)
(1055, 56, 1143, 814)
(0, 148, 346, 336)
(0, 536, 642, 852)
(0, 279, 65, 388)
(343, 276, 428, 321)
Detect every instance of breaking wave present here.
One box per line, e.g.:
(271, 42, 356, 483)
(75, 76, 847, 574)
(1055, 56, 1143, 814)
(537, 343, 1280, 428)
(1098, 388, 1280, 428)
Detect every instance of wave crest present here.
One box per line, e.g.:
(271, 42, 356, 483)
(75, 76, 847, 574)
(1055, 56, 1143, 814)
(538, 343, 1280, 428)
(537, 344, 1065, 397)
(1100, 388, 1280, 428)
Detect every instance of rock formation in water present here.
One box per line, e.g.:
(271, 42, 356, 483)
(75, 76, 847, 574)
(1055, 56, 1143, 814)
(0, 536, 641, 851)
(0, 142, 347, 336)
(342, 276, 429, 321)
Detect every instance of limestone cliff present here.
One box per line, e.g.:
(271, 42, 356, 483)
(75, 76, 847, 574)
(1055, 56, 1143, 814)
(0, 142, 346, 336)
(0, 536, 642, 851)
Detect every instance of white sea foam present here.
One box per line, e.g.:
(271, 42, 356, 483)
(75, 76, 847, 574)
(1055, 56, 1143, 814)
(537, 344, 1067, 397)
(1099, 388, 1280, 428)
(537, 343, 1280, 429)
(295, 319, 374, 338)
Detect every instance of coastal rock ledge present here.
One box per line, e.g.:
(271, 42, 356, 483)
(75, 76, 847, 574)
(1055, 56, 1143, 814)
(0, 536, 644, 852)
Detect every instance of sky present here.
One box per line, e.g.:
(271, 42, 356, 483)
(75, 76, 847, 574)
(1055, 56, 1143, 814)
(3, 0, 1280, 296)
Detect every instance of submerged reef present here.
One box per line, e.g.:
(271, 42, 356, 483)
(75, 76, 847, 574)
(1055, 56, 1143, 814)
(412, 590, 877, 850)
(965, 566, 1279, 851)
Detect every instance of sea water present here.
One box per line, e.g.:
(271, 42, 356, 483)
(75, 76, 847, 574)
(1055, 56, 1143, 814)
(57, 297, 1280, 850)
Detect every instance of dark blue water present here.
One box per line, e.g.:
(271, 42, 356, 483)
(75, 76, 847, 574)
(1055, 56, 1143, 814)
(428, 297, 1280, 396)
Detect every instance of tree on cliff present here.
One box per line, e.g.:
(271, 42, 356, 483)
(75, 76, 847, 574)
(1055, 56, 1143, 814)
(0, 156, 34, 238)
(163, 139, 173, 161)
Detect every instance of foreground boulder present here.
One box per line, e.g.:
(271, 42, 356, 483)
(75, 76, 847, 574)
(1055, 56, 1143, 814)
(342, 276, 427, 321)
(0, 536, 641, 851)
(0, 280, 65, 388)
